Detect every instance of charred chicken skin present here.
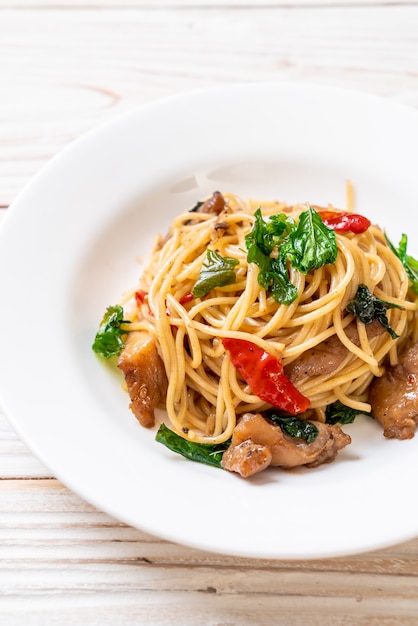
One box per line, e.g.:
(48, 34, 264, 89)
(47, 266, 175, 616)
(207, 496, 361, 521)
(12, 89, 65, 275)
(369, 342, 418, 439)
(118, 331, 168, 428)
(221, 412, 351, 477)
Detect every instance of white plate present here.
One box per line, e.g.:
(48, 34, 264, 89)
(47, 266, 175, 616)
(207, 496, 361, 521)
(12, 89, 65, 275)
(1, 82, 418, 560)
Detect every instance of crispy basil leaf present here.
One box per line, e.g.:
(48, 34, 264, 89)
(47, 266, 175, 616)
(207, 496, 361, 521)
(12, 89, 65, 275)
(246, 208, 295, 257)
(283, 207, 338, 273)
(346, 284, 402, 339)
(245, 206, 337, 305)
(245, 209, 299, 304)
(385, 232, 418, 294)
(325, 400, 372, 425)
(92, 304, 130, 359)
(192, 249, 239, 298)
(155, 423, 230, 469)
(189, 200, 204, 213)
(266, 412, 318, 444)
(269, 255, 299, 305)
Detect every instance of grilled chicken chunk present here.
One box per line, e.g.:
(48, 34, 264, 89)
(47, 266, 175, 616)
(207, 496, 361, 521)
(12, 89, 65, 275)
(196, 190, 226, 215)
(369, 342, 418, 439)
(285, 319, 385, 382)
(221, 412, 351, 477)
(118, 331, 168, 428)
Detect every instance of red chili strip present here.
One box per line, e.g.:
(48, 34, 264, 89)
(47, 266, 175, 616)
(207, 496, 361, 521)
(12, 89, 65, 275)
(222, 337, 310, 415)
(318, 210, 371, 234)
(135, 290, 148, 305)
(179, 293, 194, 305)
(135, 290, 154, 316)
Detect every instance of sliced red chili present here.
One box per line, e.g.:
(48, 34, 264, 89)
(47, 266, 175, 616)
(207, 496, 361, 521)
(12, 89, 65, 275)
(135, 290, 154, 316)
(179, 293, 194, 305)
(318, 210, 371, 234)
(165, 293, 194, 317)
(222, 337, 310, 415)
(135, 290, 148, 305)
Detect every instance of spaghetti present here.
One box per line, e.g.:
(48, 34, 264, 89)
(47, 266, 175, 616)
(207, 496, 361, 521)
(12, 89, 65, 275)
(118, 192, 418, 446)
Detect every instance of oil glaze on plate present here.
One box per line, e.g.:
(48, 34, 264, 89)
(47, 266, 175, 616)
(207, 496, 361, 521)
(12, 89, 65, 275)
(1, 83, 418, 559)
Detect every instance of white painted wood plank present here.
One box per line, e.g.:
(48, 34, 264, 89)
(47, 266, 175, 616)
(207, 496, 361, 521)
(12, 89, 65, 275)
(0, 544, 418, 622)
(1, 0, 417, 7)
(0, 592, 416, 626)
(1, 6, 418, 206)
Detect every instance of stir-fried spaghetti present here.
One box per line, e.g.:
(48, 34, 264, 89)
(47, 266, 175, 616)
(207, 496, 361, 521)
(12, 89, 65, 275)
(117, 192, 418, 445)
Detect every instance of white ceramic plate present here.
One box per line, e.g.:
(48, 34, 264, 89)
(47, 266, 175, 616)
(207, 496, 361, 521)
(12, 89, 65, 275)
(1, 82, 418, 560)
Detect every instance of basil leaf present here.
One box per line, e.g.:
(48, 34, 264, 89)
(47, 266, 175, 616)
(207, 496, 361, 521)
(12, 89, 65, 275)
(266, 412, 318, 444)
(284, 207, 338, 273)
(385, 232, 418, 294)
(245, 206, 338, 305)
(269, 255, 299, 305)
(193, 249, 239, 298)
(405, 254, 418, 293)
(155, 423, 230, 469)
(325, 400, 372, 425)
(245, 209, 297, 304)
(247, 243, 273, 290)
(246, 208, 295, 257)
(189, 200, 204, 213)
(92, 304, 130, 359)
(346, 284, 402, 339)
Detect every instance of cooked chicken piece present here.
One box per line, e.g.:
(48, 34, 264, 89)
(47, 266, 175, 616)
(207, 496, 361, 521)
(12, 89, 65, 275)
(285, 333, 348, 383)
(159, 192, 227, 249)
(221, 412, 351, 477)
(221, 439, 272, 477)
(369, 342, 418, 439)
(211, 220, 229, 242)
(118, 331, 168, 428)
(196, 190, 226, 215)
(285, 319, 385, 382)
(185, 191, 227, 229)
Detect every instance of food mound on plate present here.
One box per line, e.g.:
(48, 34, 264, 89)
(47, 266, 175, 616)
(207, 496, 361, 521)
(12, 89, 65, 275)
(93, 191, 418, 477)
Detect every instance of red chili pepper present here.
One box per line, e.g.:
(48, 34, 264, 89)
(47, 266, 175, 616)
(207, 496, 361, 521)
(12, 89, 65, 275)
(135, 290, 154, 316)
(179, 293, 194, 305)
(318, 210, 371, 234)
(135, 290, 148, 305)
(222, 337, 310, 415)
(165, 293, 194, 317)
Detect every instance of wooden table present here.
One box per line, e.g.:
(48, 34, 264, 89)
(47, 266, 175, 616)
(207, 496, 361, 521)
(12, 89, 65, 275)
(2, 1, 418, 623)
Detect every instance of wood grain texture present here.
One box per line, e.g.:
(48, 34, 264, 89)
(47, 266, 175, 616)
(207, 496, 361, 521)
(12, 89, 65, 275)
(2, 0, 418, 7)
(1, 3, 418, 205)
(2, 2, 418, 623)
(2, 479, 418, 625)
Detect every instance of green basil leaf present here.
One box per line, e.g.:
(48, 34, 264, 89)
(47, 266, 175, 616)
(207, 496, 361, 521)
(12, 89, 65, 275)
(269, 256, 299, 305)
(245, 206, 337, 305)
(245, 208, 271, 256)
(155, 423, 230, 468)
(245, 208, 295, 256)
(245, 208, 297, 304)
(385, 232, 418, 294)
(189, 200, 204, 213)
(92, 304, 130, 359)
(325, 400, 372, 425)
(346, 284, 402, 339)
(284, 207, 338, 273)
(192, 249, 239, 298)
(266, 411, 318, 444)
